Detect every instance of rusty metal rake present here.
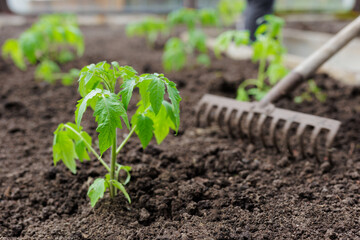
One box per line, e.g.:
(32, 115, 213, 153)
(196, 16, 360, 163)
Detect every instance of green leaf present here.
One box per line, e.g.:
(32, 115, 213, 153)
(119, 77, 136, 110)
(75, 88, 102, 127)
(152, 105, 170, 144)
(115, 164, 132, 185)
(133, 114, 154, 149)
(162, 37, 187, 72)
(148, 76, 165, 115)
(94, 92, 128, 154)
(2, 39, 26, 70)
(196, 54, 210, 67)
(165, 81, 181, 131)
(111, 180, 131, 204)
(35, 60, 60, 83)
(267, 62, 288, 85)
(236, 87, 249, 101)
(87, 178, 106, 207)
(163, 100, 177, 130)
(53, 128, 77, 174)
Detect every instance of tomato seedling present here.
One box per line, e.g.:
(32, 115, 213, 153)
(163, 8, 219, 71)
(214, 15, 289, 101)
(126, 17, 168, 47)
(217, 0, 246, 26)
(53, 61, 181, 207)
(294, 79, 327, 103)
(2, 14, 84, 85)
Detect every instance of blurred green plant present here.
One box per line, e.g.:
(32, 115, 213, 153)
(2, 14, 84, 85)
(294, 80, 327, 103)
(214, 15, 289, 101)
(162, 8, 218, 71)
(126, 17, 168, 47)
(217, 0, 246, 26)
(127, 2, 246, 72)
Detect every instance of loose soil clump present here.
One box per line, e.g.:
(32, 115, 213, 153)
(0, 25, 359, 239)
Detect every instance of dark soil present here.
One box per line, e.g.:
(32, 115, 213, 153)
(1, 24, 360, 239)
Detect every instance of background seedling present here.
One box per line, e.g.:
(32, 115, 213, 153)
(294, 79, 327, 103)
(2, 14, 84, 85)
(126, 17, 168, 48)
(214, 15, 289, 101)
(53, 61, 181, 207)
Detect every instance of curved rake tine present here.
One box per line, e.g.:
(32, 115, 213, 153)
(235, 110, 245, 138)
(295, 123, 307, 159)
(213, 107, 224, 126)
(223, 109, 235, 137)
(325, 129, 338, 165)
(269, 118, 280, 152)
(244, 112, 255, 142)
(195, 102, 206, 127)
(256, 114, 267, 147)
(203, 104, 216, 127)
(282, 121, 293, 156)
(309, 127, 321, 163)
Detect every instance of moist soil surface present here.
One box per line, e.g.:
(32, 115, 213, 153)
(0, 24, 360, 240)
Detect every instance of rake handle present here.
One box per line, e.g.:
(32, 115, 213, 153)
(259, 15, 360, 107)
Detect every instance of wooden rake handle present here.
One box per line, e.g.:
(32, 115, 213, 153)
(259, 15, 360, 107)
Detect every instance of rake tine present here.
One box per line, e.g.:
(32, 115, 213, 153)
(224, 109, 235, 137)
(282, 120, 293, 156)
(269, 118, 280, 152)
(195, 102, 205, 127)
(213, 107, 224, 126)
(257, 114, 267, 147)
(245, 112, 256, 142)
(295, 123, 307, 158)
(234, 110, 245, 138)
(325, 129, 338, 165)
(203, 105, 215, 127)
(309, 127, 321, 163)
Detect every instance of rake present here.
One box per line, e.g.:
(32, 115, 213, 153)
(196, 16, 360, 163)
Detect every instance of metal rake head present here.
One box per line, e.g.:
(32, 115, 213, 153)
(195, 94, 341, 163)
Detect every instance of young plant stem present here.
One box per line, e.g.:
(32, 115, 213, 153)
(116, 126, 137, 155)
(64, 124, 110, 172)
(257, 56, 266, 90)
(109, 131, 117, 198)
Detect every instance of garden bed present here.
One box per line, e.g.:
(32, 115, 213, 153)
(1, 25, 360, 239)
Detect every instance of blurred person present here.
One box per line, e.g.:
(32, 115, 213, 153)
(244, 0, 275, 41)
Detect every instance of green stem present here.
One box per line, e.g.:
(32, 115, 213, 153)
(64, 124, 110, 172)
(257, 56, 266, 90)
(109, 130, 117, 198)
(116, 126, 137, 155)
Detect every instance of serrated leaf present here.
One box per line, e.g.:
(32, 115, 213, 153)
(133, 114, 154, 149)
(119, 78, 136, 110)
(53, 130, 77, 174)
(152, 105, 170, 144)
(165, 82, 181, 131)
(148, 77, 165, 115)
(163, 100, 177, 130)
(112, 180, 131, 204)
(87, 178, 106, 207)
(138, 78, 151, 108)
(75, 88, 102, 127)
(94, 92, 128, 154)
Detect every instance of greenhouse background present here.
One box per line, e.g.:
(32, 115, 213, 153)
(5, 0, 357, 14)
